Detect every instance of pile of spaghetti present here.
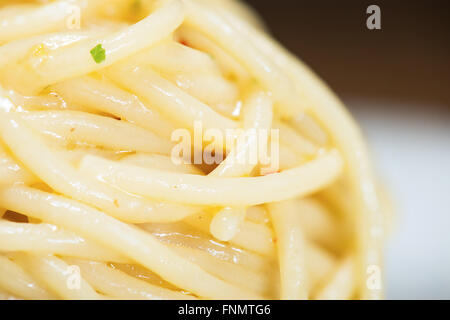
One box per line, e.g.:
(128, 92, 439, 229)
(0, 0, 387, 300)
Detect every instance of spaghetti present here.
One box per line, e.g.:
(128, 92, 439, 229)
(0, 0, 386, 300)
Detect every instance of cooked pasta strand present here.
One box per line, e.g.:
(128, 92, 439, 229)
(0, 185, 264, 299)
(79, 150, 343, 206)
(0, 254, 54, 300)
(0, 0, 385, 300)
(268, 200, 309, 299)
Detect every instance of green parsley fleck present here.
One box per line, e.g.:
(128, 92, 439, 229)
(90, 44, 106, 64)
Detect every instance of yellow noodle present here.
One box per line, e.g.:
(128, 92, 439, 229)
(0, 220, 129, 263)
(314, 257, 356, 300)
(268, 200, 309, 299)
(209, 91, 272, 240)
(0, 185, 263, 299)
(0, 0, 97, 43)
(0, 112, 199, 223)
(52, 76, 176, 138)
(79, 150, 343, 206)
(12, 253, 102, 300)
(104, 63, 238, 132)
(3, 0, 185, 93)
(0, 0, 385, 300)
(0, 254, 54, 300)
(64, 258, 196, 300)
(19, 110, 174, 155)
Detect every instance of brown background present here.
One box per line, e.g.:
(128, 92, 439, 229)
(244, 0, 450, 109)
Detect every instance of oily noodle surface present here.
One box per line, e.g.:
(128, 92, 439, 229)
(0, 0, 386, 300)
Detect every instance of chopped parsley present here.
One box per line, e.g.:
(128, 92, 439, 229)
(90, 44, 106, 64)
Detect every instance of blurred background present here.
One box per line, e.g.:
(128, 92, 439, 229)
(244, 0, 450, 299)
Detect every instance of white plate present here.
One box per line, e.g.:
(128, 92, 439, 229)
(348, 99, 450, 299)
